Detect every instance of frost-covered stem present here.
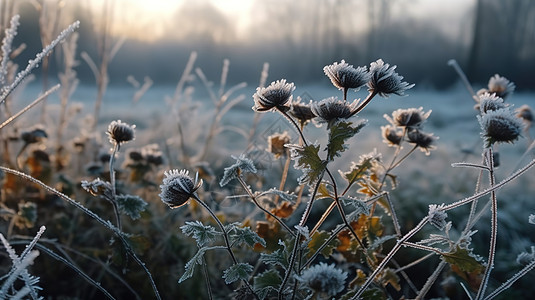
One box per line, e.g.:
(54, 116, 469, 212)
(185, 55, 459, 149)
(0, 166, 162, 300)
(485, 258, 535, 300)
(201, 256, 214, 300)
(0, 84, 59, 130)
(350, 90, 377, 117)
(109, 143, 121, 230)
(277, 107, 309, 147)
(325, 168, 366, 250)
(274, 150, 292, 205)
(343, 87, 348, 101)
(278, 232, 301, 300)
(441, 156, 535, 212)
(236, 176, 295, 237)
(389, 144, 418, 170)
(475, 148, 498, 300)
(447, 59, 477, 100)
(0, 15, 19, 85)
(416, 260, 447, 300)
(352, 216, 430, 299)
(0, 21, 80, 105)
(192, 194, 258, 299)
(394, 252, 434, 274)
(463, 157, 486, 234)
(248, 63, 269, 144)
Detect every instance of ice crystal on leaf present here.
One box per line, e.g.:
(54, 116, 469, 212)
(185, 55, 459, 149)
(219, 154, 257, 187)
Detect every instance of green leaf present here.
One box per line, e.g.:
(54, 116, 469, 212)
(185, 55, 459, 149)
(326, 120, 366, 161)
(181, 221, 221, 247)
(259, 188, 297, 203)
(179, 246, 224, 283)
(254, 269, 281, 300)
(441, 245, 485, 273)
(115, 194, 148, 220)
(287, 143, 327, 185)
(231, 226, 266, 248)
(260, 240, 291, 270)
(339, 150, 380, 185)
(307, 230, 340, 259)
(222, 263, 253, 284)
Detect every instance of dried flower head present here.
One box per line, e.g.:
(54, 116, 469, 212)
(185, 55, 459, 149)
(478, 108, 524, 147)
(407, 129, 437, 155)
(477, 74, 515, 99)
(159, 170, 202, 209)
(381, 125, 404, 147)
(323, 60, 370, 91)
(141, 144, 164, 166)
(477, 92, 506, 114)
(106, 120, 135, 146)
(268, 132, 291, 159)
(219, 154, 257, 187)
(311, 97, 358, 126)
(252, 79, 295, 112)
(289, 97, 316, 125)
(428, 204, 448, 230)
(81, 178, 112, 197)
(385, 107, 431, 128)
(516, 104, 533, 124)
(296, 262, 348, 297)
(21, 126, 47, 144)
(368, 59, 414, 97)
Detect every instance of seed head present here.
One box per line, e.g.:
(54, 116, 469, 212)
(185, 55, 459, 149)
(516, 104, 533, 124)
(21, 125, 47, 144)
(477, 92, 506, 114)
(296, 262, 347, 297)
(407, 129, 437, 155)
(477, 74, 515, 99)
(311, 97, 358, 126)
(428, 204, 448, 231)
(323, 60, 370, 91)
(289, 97, 316, 125)
(478, 108, 524, 147)
(252, 79, 295, 112)
(381, 125, 404, 147)
(107, 120, 135, 146)
(386, 107, 431, 128)
(368, 59, 414, 97)
(159, 170, 202, 209)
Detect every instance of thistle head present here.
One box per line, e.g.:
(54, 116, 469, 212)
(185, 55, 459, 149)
(477, 92, 506, 114)
(311, 97, 358, 126)
(106, 120, 135, 146)
(323, 60, 370, 91)
(368, 59, 414, 97)
(478, 108, 524, 148)
(516, 104, 533, 125)
(428, 204, 448, 231)
(252, 79, 295, 112)
(159, 170, 202, 209)
(477, 74, 515, 99)
(381, 125, 403, 147)
(407, 129, 437, 155)
(289, 97, 316, 126)
(385, 107, 431, 128)
(296, 262, 347, 297)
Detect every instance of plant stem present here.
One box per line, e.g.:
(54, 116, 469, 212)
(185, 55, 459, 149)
(109, 143, 121, 231)
(192, 194, 258, 299)
(350, 90, 377, 117)
(277, 107, 308, 147)
(416, 260, 447, 300)
(475, 148, 497, 300)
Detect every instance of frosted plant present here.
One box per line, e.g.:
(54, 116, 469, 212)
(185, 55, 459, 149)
(477, 74, 516, 99)
(289, 97, 316, 126)
(268, 131, 291, 159)
(106, 120, 136, 147)
(368, 59, 414, 97)
(478, 108, 524, 147)
(516, 104, 533, 125)
(219, 154, 257, 187)
(385, 107, 431, 128)
(252, 79, 295, 112)
(0, 15, 20, 85)
(311, 97, 359, 126)
(428, 204, 448, 230)
(0, 226, 46, 300)
(381, 125, 404, 147)
(296, 262, 348, 297)
(323, 60, 370, 100)
(159, 170, 202, 208)
(407, 129, 438, 155)
(477, 92, 506, 114)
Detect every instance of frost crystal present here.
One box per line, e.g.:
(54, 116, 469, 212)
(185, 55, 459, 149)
(407, 129, 437, 155)
(368, 59, 414, 97)
(477, 74, 515, 100)
(477, 92, 506, 114)
(219, 154, 257, 187)
(252, 79, 295, 112)
(529, 214, 535, 225)
(323, 60, 370, 91)
(296, 262, 348, 297)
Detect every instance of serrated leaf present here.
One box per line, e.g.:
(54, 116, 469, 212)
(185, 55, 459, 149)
(379, 268, 401, 291)
(260, 241, 290, 270)
(287, 143, 327, 185)
(223, 263, 253, 284)
(442, 246, 485, 273)
(231, 226, 266, 248)
(115, 194, 148, 220)
(180, 221, 221, 247)
(340, 153, 378, 184)
(307, 230, 340, 259)
(326, 120, 366, 161)
(259, 188, 297, 203)
(179, 247, 208, 283)
(254, 269, 281, 300)
(316, 182, 333, 200)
